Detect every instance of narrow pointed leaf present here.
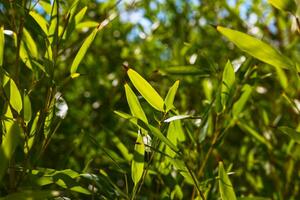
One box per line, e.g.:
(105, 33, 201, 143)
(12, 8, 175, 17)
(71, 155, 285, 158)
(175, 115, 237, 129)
(219, 162, 237, 200)
(217, 26, 295, 71)
(127, 68, 164, 111)
(278, 126, 300, 142)
(29, 11, 49, 35)
(165, 80, 179, 111)
(268, 0, 296, 13)
(232, 84, 252, 117)
(10, 79, 23, 113)
(0, 190, 60, 200)
(24, 94, 32, 124)
(165, 120, 186, 157)
(131, 133, 145, 185)
(70, 28, 98, 74)
(0, 107, 22, 181)
(125, 84, 148, 123)
(221, 60, 235, 109)
(164, 115, 191, 123)
(0, 26, 4, 66)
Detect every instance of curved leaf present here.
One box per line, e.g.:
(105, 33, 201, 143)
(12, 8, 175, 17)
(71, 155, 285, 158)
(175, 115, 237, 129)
(127, 68, 164, 111)
(268, 0, 296, 13)
(217, 26, 295, 71)
(70, 28, 98, 74)
(221, 60, 235, 109)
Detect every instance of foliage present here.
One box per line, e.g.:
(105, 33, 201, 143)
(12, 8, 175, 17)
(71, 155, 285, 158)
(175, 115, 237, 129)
(0, 0, 300, 199)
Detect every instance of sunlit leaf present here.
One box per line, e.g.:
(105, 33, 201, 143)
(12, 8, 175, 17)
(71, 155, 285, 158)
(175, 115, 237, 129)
(29, 11, 49, 35)
(76, 21, 99, 29)
(279, 126, 300, 142)
(232, 84, 252, 117)
(221, 60, 235, 109)
(165, 80, 179, 112)
(0, 107, 22, 181)
(0, 26, 4, 66)
(131, 133, 145, 185)
(268, 0, 296, 13)
(75, 6, 88, 24)
(70, 28, 98, 73)
(162, 65, 209, 75)
(127, 68, 164, 111)
(22, 28, 38, 58)
(10, 79, 23, 113)
(125, 83, 148, 123)
(164, 115, 191, 123)
(165, 120, 186, 157)
(48, 0, 58, 44)
(218, 162, 237, 200)
(217, 26, 295, 71)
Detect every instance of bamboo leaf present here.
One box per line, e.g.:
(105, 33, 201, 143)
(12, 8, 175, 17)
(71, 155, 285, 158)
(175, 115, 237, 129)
(10, 79, 23, 113)
(131, 133, 145, 185)
(165, 120, 186, 157)
(218, 162, 237, 200)
(29, 11, 49, 35)
(127, 68, 164, 112)
(0, 26, 4, 66)
(124, 84, 148, 123)
(22, 28, 38, 58)
(232, 84, 252, 117)
(221, 60, 235, 109)
(164, 115, 191, 123)
(165, 80, 179, 112)
(268, 0, 296, 13)
(278, 126, 300, 142)
(217, 26, 295, 71)
(24, 93, 32, 124)
(70, 28, 98, 74)
(0, 107, 22, 181)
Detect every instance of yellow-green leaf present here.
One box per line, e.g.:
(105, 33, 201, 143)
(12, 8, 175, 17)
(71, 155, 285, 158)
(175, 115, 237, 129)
(232, 84, 252, 117)
(127, 68, 164, 111)
(10, 79, 22, 113)
(268, 0, 296, 13)
(0, 107, 22, 181)
(70, 28, 98, 73)
(22, 28, 38, 58)
(131, 133, 145, 185)
(165, 120, 186, 157)
(217, 26, 295, 71)
(29, 11, 49, 35)
(0, 190, 60, 200)
(125, 84, 148, 123)
(219, 162, 237, 200)
(0, 26, 4, 66)
(221, 60, 235, 109)
(165, 80, 179, 112)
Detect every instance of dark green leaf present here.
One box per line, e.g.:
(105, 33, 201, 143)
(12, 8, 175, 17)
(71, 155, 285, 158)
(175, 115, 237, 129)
(218, 162, 237, 200)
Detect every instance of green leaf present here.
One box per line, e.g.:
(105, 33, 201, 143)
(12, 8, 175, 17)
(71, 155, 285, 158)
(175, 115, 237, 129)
(22, 28, 38, 58)
(76, 21, 99, 30)
(70, 28, 98, 74)
(131, 133, 145, 185)
(238, 197, 271, 200)
(0, 26, 4, 66)
(162, 65, 209, 75)
(0, 106, 22, 181)
(278, 126, 300, 142)
(165, 120, 186, 157)
(164, 114, 191, 123)
(268, 0, 296, 13)
(170, 158, 195, 185)
(165, 80, 179, 112)
(232, 84, 252, 117)
(29, 11, 49, 35)
(48, 0, 58, 44)
(127, 68, 164, 112)
(237, 121, 272, 149)
(218, 162, 237, 200)
(0, 190, 60, 200)
(221, 60, 235, 109)
(23, 93, 32, 124)
(10, 79, 23, 113)
(75, 6, 88, 24)
(217, 26, 295, 71)
(125, 84, 148, 123)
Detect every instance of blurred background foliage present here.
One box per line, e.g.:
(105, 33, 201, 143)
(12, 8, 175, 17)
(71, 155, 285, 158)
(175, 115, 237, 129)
(0, 0, 300, 199)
